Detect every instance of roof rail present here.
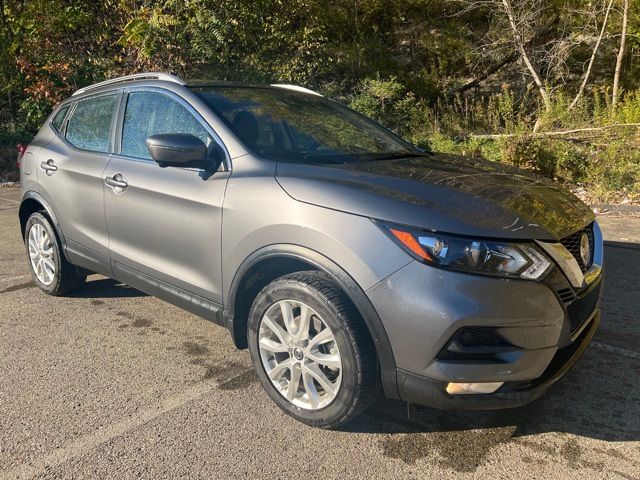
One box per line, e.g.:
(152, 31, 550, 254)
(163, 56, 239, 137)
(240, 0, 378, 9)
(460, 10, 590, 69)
(270, 84, 323, 97)
(72, 72, 186, 96)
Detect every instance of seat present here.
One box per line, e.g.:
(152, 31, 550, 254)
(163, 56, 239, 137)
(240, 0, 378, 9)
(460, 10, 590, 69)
(232, 111, 260, 146)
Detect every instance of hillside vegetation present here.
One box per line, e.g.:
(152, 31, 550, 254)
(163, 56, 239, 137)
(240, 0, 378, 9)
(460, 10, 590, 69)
(1, 0, 639, 203)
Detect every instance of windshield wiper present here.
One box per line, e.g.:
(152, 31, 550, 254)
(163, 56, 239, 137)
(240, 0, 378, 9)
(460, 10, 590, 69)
(364, 150, 432, 161)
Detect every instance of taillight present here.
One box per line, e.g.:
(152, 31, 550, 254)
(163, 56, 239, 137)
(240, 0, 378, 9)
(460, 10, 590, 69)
(16, 144, 26, 168)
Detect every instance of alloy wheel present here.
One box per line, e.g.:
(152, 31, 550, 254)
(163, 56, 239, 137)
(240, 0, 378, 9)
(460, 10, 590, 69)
(28, 223, 55, 286)
(258, 299, 342, 410)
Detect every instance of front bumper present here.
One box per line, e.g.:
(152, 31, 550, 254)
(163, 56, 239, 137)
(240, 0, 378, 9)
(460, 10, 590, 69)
(366, 256, 603, 410)
(397, 309, 599, 410)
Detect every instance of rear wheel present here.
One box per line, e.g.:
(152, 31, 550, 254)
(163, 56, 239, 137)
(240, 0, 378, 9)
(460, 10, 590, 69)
(25, 212, 86, 295)
(248, 271, 377, 428)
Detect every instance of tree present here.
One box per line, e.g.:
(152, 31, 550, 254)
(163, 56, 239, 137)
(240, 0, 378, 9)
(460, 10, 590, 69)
(568, 0, 614, 110)
(500, 0, 552, 113)
(455, 0, 626, 128)
(612, 0, 629, 108)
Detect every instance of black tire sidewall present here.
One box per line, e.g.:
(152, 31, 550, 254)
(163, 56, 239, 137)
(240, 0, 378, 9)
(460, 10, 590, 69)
(24, 212, 65, 294)
(248, 277, 362, 428)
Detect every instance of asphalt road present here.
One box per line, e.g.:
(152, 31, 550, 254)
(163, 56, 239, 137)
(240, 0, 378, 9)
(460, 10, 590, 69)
(0, 186, 638, 479)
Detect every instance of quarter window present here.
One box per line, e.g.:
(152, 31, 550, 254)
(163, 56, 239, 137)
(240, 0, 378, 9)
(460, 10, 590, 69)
(66, 94, 118, 152)
(121, 91, 213, 160)
(51, 104, 70, 132)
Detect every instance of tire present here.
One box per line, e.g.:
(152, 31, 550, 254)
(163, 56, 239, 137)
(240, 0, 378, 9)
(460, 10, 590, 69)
(24, 212, 86, 296)
(248, 271, 378, 428)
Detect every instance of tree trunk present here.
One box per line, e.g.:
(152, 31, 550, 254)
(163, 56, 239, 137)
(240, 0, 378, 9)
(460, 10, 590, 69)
(612, 0, 629, 109)
(569, 0, 615, 111)
(449, 52, 517, 97)
(470, 123, 640, 139)
(500, 0, 552, 113)
(448, 12, 560, 98)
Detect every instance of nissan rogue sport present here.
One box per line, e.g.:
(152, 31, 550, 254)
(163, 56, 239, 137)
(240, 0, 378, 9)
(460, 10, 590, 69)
(18, 72, 603, 428)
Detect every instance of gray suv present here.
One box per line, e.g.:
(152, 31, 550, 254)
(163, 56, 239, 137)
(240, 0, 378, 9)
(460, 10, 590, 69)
(18, 72, 603, 428)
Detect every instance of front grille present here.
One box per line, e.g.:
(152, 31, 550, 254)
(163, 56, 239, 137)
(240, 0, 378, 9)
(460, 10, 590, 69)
(458, 327, 503, 346)
(557, 287, 577, 304)
(559, 223, 594, 272)
(437, 327, 519, 363)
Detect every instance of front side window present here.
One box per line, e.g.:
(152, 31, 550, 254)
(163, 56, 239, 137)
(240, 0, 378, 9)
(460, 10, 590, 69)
(51, 104, 70, 132)
(193, 87, 417, 164)
(121, 91, 213, 160)
(66, 94, 118, 152)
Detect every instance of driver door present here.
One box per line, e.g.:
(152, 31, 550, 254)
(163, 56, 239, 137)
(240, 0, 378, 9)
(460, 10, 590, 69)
(104, 89, 229, 307)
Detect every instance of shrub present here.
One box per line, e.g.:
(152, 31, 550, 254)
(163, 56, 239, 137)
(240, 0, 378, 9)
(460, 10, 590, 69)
(347, 76, 640, 203)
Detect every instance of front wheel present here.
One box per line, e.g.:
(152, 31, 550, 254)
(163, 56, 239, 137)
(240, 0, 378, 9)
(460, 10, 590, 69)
(248, 271, 377, 428)
(25, 212, 86, 296)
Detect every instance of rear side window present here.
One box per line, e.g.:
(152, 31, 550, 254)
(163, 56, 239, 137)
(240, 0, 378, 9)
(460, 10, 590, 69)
(66, 94, 119, 153)
(51, 104, 70, 132)
(121, 91, 212, 159)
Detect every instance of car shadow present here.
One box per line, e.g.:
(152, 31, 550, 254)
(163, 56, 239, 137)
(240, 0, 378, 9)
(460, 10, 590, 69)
(69, 277, 148, 298)
(343, 240, 640, 446)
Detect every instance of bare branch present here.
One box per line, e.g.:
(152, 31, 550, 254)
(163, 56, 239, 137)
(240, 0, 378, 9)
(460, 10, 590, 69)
(500, 0, 551, 112)
(470, 123, 640, 139)
(449, 11, 560, 96)
(568, 0, 615, 110)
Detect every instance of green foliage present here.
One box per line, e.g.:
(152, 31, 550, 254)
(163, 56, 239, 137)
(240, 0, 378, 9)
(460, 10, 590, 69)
(587, 137, 640, 199)
(345, 75, 640, 202)
(614, 90, 640, 124)
(0, 0, 639, 201)
(349, 76, 412, 130)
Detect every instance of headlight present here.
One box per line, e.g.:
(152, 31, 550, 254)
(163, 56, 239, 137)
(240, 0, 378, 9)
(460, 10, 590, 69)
(377, 221, 552, 280)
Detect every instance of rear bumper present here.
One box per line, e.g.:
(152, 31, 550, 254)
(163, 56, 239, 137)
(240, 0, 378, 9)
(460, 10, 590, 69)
(396, 309, 599, 410)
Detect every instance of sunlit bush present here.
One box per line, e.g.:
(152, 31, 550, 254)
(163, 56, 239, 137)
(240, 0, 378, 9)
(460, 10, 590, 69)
(349, 77, 640, 203)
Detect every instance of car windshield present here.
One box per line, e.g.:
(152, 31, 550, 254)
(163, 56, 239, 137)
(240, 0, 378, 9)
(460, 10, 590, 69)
(191, 86, 420, 164)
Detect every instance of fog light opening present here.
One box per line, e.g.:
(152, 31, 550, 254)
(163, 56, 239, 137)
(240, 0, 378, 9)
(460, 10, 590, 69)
(446, 382, 504, 395)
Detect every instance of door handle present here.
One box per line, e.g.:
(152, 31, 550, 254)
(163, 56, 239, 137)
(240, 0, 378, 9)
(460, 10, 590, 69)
(104, 174, 128, 189)
(40, 160, 58, 173)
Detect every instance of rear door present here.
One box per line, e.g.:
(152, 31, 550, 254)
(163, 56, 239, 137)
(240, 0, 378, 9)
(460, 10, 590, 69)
(104, 89, 229, 304)
(36, 92, 120, 274)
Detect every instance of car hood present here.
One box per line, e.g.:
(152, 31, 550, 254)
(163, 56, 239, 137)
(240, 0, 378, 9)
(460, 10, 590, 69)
(275, 153, 595, 240)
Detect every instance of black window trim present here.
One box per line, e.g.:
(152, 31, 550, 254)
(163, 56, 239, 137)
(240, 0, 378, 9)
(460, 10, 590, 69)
(113, 86, 230, 173)
(49, 103, 72, 134)
(48, 100, 75, 139)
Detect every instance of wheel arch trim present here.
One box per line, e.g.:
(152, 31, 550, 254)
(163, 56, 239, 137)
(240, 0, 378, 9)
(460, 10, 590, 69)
(224, 243, 400, 399)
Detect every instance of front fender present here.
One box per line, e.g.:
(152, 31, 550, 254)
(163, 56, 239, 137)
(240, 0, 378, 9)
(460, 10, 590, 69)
(225, 243, 401, 400)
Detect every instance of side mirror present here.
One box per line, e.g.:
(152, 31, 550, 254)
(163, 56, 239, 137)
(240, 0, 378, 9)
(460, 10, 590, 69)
(146, 134, 207, 168)
(207, 143, 226, 173)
